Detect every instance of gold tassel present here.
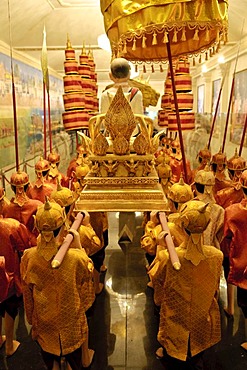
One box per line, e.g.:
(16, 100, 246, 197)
(122, 41, 127, 54)
(162, 31, 168, 43)
(152, 32, 157, 45)
(181, 28, 186, 41)
(135, 64, 138, 73)
(216, 43, 220, 53)
(132, 38, 136, 51)
(205, 52, 208, 61)
(212, 46, 215, 55)
(172, 30, 178, 43)
(160, 64, 164, 73)
(193, 29, 199, 41)
(209, 48, 212, 57)
(142, 35, 147, 48)
(205, 28, 210, 42)
(193, 57, 196, 67)
(143, 64, 146, 73)
(151, 64, 155, 73)
(199, 54, 202, 64)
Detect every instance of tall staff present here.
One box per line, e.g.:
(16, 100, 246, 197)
(7, 0, 19, 170)
(41, 26, 52, 158)
(207, 69, 227, 150)
(239, 114, 247, 157)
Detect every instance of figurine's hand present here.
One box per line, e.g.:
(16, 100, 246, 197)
(69, 229, 82, 249)
(150, 211, 160, 225)
(81, 211, 90, 226)
(157, 231, 168, 247)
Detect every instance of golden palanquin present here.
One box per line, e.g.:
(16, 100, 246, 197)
(101, 0, 228, 62)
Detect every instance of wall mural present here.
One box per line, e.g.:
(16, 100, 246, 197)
(230, 68, 247, 147)
(0, 52, 64, 169)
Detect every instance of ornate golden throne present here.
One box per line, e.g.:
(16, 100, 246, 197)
(75, 87, 168, 211)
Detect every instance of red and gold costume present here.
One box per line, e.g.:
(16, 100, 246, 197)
(215, 150, 245, 209)
(169, 138, 193, 184)
(194, 165, 224, 250)
(211, 148, 231, 196)
(151, 200, 223, 361)
(0, 218, 32, 302)
(0, 187, 9, 216)
(47, 152, 69, 188)
(221, 198, 247, 289)
(2, 170, 42, 245)
(27, 157, 55, 203)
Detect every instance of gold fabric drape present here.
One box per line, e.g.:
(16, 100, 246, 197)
(101, 0, 228, 62)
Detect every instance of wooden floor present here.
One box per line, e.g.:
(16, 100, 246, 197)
(1, 212, 247, 370)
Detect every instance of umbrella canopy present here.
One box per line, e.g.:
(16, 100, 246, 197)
(101, 0, 228, 62)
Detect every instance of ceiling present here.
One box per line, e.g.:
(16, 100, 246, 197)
(0, 0, 247, 83)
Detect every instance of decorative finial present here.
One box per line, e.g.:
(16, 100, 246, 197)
(44, 196, 51, 210)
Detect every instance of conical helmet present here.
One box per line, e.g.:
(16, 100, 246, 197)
(180, 200, 210, 234)
(75, 163, 90, 180)
(50, 181, 75, 207)
(211, 147, 227, 166)
(197, 147, 211, 163)
(168, 176, 193, 203)
(35, 198, 66, 231)
(48, 152, 60, 165)
(35, 157, 50, 172)
(10, 169, 29, 187)
(227, 148, 246, 171)
(194, 164, 215, 186)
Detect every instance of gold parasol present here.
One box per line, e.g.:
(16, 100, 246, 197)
(101, 0, 228, 63)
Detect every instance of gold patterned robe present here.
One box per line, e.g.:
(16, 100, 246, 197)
(152, 236, 223, 361)
(21, 239, 95, 356)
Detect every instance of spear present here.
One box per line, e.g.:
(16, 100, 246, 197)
(7, 0, 19, 170)
(207, 68, 228, 150)
(239, 114, 247, 157)
(41, 26, 51, 158)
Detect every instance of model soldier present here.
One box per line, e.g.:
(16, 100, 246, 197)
(215, 149, 246, 209)
(47, 151, 69, 188)
(151, 200, 223, 366)
(21, 199, 95, 369)
(27, 157, 55, 202)
(220, 169, 247, 327)
(0, 217, 33, 357)
(2, 169, 42, 245)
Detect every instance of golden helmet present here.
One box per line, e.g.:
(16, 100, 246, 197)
(180, 199, 210, 234)
(48, 152, 60, 164)
(168, 176, 193, 203)
(50, 181, 75, 207)
(35, 157, 50, 172)
(211, 148, 227, 166)
(75, 163, 90, 180)
(227, 148, 246, 171)
(197, 147, 211, 163)
(76, 144, 87, 155)
(171, 137, 180, 151)
(35, 198, 66, 231)
(194, 164, 215, 186)
(157, 162, 172, 179)
(10, 169, 29, 187)
(240, 169, 247, 188)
